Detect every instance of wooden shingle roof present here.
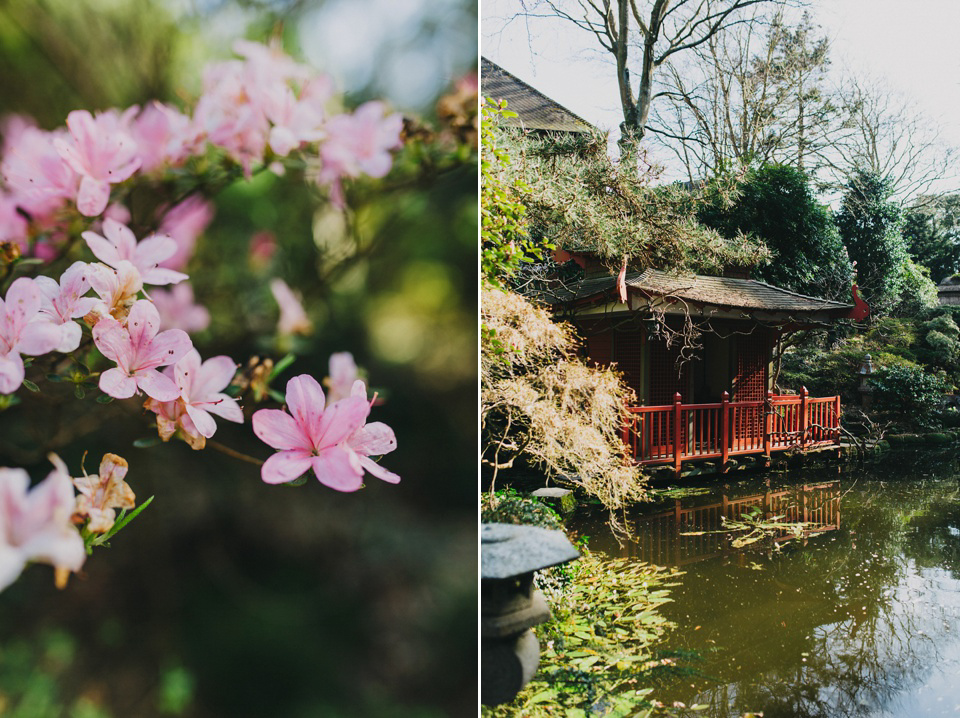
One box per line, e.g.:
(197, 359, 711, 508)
(481, 57, 595, 134)
(537, 269, 854, 313)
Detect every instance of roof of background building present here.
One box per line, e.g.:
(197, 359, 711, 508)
(481, 57, 595, 134)
(535, 268, 854, 313)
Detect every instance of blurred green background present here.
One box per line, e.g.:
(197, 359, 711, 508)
(0, 1, 477, 716)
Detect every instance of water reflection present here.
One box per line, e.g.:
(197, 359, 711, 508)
(571, 464, 960, 717)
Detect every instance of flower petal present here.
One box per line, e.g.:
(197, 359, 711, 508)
(284, 374, 326, 435)
(184, 404, 217, 438)
(261, 449, 313, 485)
(77, 176, 110, 217)
(0, 352, 24, 394)
(314, 396, 369, 449)
(348, 421, 397, 457)
(16, 320, 61, 356)
(358, 455, 401, 484)
(311, 447, 363, 492)
(252, 408, 311, 450)
(99, 367, 137, 399)
(136, 369, 180, 401)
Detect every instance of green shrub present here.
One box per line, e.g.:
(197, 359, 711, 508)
(870, 365, 948, 429)
(480, 488, 564, 531)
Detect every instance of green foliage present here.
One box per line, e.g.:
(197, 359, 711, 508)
(891, 258, 939, 317)
(480, 488, 565, 531)
(497, 128, 770, 275)
(484, 548, 682, 718)
(481, 99, 545, 284)
(0, 629, 112, 718)
(699, 164, 852, 298)
(870, 364, 947, 429)
(903, 193, 960, 283)
(835, 170, 910, 314)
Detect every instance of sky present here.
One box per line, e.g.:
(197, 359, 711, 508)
(481, 0, 960, 192)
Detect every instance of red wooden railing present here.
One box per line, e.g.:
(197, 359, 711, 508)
(621, 387, 841, 471)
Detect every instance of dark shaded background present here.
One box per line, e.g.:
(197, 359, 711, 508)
(0, 1, 477, 715)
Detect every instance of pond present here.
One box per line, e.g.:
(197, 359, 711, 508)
(570, 451, 960, 718)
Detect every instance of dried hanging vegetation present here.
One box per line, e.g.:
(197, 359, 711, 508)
(481, 286, 647, 513)
(498, 128, 771, 275)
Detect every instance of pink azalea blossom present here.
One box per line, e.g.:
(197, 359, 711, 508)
(145, 349, 242, 448)
(323, 351, 359, 405)
(82, 218, 188, 286)
(53, 109, 141, 217)
(92, 299, 192, 401)
(264, 76, 333, 157)
(0, 193, 28, 253)
(249, 230, 277, 271)
(87, 260, 143, 320)
(151, 283, 210, 333)
(193, 60, 269, 174)
(130, 101, 197, 174)
(316, 101, 403, 207)
(34, 261, 98, 352)
(0, 461, 85, 592)
(345, 379, 400, 484)
(157, 197, 214, 271)
(252, 374, 370, 491)
(270, 278, 312, 336)
(1, 125, 78, 219)
(0, 278, 61, 394)
(72, 453, 135, 535)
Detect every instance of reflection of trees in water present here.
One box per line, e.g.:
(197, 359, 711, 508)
(663, 471, 960, 718)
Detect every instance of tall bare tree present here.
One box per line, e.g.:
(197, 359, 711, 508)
(828, 76, 958, 203)
(647, 11, 838, 181)
(514, 0, 786, 158)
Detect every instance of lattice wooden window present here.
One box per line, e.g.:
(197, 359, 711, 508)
(648, 337, 689, 405)
(613, 329, 643, 400)
(734, 330, 770, 401)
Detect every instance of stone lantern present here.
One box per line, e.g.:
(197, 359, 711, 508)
(859, 353, 874, 411)
(480, 523, 580, 706)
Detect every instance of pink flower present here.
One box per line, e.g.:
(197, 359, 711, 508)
(323, 352, 359, 405)
(1, 125, 78, 219)
(252, 374, 370, 491)
(92, 299, 192, 401)
(72, 453, 135, 534)
(157, 197, 214, 271)
(87, 260, 143, 320)
(316, 101, 403, 207)
(0, 461, 85, 592)
(34, 261, 98, 352)
(0, 192, 28, 253)
(345, 380, 400, 484)
(270, 278, 312, 336)
(82, 219, 188, 286)
(0, 278, 61, 394)
(53, 109, 141, 217)
(249, 230, 277, 270)
(151, 283, 210, 333)
(145, 349, 242, 446)
(130, 101, 196, 174)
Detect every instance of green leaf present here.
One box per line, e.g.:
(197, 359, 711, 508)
(74, 384, 85, 400)
(133, 436, 162, 449)
(268, 388, 285, 404)
(96, 394, 114, 404)
(21, 379, 39, 392)
(46, 373, 63, 383)
(268, 353, 297, 381)
(101, 495, 154, 541)
(283, 475, 309, 487)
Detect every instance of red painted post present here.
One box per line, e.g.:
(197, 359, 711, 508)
(834, 395, 842, 445)
(673, 392, 683, 474)
(720, 391, 730, 469)
(799, 386, 809, 449)
(764, 390, 773, 457)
